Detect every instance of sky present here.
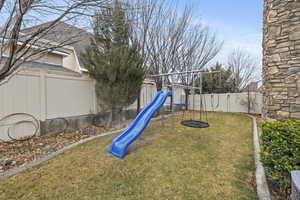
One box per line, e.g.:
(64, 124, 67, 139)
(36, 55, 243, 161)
(179, 0, 264, 66)
(1, 0, 263, 68)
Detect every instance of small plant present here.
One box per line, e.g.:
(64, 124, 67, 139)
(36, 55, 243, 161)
(260, 120, 300, 198)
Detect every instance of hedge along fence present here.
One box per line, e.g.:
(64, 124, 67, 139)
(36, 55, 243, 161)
(260, 120, 300, 199)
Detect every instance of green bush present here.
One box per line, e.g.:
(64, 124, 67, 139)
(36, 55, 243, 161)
(260, 120, 300, 197)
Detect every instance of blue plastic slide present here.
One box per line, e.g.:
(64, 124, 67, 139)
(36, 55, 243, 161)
(108, 91, 172, 158)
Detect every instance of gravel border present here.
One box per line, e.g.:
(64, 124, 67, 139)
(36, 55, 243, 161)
(247, 114, 271, 200)
(0, 128, 124, 181)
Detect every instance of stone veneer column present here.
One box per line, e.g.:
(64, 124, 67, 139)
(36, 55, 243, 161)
(263, 0, 300, 120)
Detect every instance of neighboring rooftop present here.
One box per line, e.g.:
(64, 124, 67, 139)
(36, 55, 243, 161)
(0, 57, 79, 75)
(21, 61, 80, 75)
(22, 22, 93, 67)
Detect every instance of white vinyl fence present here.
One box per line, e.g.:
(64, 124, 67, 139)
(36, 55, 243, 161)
(126, 83, 157, 111)
(0, 71, 96, 121)
(188, 93, 263, 114)
(0, 70, 262, 141)
(0, 70, 155, 141)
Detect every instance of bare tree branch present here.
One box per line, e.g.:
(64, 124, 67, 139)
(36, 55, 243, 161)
(227, 49, 259, 92)
(0, 0, 111, 83)
(125, 0, 222, 91)
(0, 0, 5, 11)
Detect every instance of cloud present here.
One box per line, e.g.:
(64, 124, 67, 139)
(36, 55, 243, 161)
(202, 19, 263, 66)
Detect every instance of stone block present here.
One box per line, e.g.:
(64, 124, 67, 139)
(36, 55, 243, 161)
(277, 41, 290, 48)
(269, 10, 278, 18)
(273, 99, 284, 104)
(276, 35, 289, 40)
(268, 105, 281, 111)
(295, 44, 300, 50)
(288, 99, 297, 104)
(272, 82, 285, 87)
(290, 31, 300, 40)
(285, 76, 297, 84)
(274, 47, 289, 53)
(296, 97, 300, 104)
(291, 112, 300, 119)
(280, 52, 291, 58)
(274, 94, 288, 100)
(291, 49, 300, 55)
(278, 64, 290, 68)
(269, 79, 283, 83)
(277, 111, 290, 118)
(269, 26, 282, 37)
(294, 11, 300, 16)
(292, 8, 300, 13)
(272, 87, 288, 92)
(291, 104, 300, 112)
(288, 89, 300, 97)
(269, 67, 279, 74)
(281, 106, 291, 112)
(288, 68, 300, 75)
(270, 54, 281, 62)
(288, 60, 300, 64)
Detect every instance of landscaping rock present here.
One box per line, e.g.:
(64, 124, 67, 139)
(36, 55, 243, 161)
(83, 127, 96, 135)
(292, 171, 300, 200)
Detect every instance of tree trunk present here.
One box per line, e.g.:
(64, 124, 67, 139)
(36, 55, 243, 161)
(106, 107, 115, 128)
(247, 86, 250, 114)
(137, 89, 141, 115)
(184, 88, 190, 111)
(156, 78, 162, 92)
(168, 86, 173, 111)
(118, 108, 125, 129)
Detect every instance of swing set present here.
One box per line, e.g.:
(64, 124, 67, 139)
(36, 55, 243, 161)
(148, 70, 221, 128)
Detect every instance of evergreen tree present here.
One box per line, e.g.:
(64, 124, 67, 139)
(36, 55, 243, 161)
(80, 1, 145, 127)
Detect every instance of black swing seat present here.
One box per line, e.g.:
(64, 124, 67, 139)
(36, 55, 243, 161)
(181, 120, 209, 128)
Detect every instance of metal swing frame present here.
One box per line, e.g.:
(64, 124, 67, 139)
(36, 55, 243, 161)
(148, 70, 220, 129)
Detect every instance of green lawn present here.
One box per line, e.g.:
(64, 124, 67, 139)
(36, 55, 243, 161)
(0, 112, 257, 200)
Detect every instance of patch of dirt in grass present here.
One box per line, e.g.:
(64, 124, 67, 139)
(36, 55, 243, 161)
(0, 126, 109, 173)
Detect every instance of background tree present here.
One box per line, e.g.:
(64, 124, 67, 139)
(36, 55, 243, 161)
(125, 0, 222, 91)
(80, 1, 145, 127)
(196, 62, 234, 94)
(227, 49, 259, 92)
(0, 0, 109, 84)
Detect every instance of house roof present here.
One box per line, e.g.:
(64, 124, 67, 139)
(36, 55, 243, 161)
(1, 56, 79, 75)
(22, 22, 93, 67)
(21, 61, 80, 74)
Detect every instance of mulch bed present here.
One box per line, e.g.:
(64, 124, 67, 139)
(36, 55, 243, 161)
(0, 126, 113, 173)
(0, 114, 173, 174)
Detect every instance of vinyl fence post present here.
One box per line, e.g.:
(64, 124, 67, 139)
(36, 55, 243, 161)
(92, 79, 97, 114)
(40, 71, 47, 122)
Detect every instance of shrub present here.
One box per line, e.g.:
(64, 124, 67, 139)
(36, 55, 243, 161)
(260, 120, 300, 198)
